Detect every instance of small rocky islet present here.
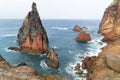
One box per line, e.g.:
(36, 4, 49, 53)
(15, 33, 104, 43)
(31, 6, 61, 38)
(2, 0, 120, 80)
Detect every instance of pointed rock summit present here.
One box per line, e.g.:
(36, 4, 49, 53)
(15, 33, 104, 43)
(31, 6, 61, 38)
(99, 0, 120, 42)
(12, 2, 49, 54)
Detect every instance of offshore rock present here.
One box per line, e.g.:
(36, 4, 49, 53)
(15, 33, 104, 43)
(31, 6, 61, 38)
(99, 0, 120, 42)
(0, 55, 68, 80)
(73, 25, 82, 31)
(17, 2, 49, 54)
(45, 48, 59, 69)
(75, 31, 91, 41)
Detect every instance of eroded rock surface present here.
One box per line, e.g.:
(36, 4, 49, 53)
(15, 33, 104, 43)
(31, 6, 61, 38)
(75, 31, 91, 41)
(45, 48, 59, 69)
(99, 0, 120, 42)
(9, 2, 49, 54)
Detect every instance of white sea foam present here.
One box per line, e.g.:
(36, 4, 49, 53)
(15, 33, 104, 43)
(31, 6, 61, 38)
(40, 60, 48, 70)
(1, 34, 17, 38)
(5, 48, 17, 53)
(51, 45, 59, 49)
(52, 27, 69, 30)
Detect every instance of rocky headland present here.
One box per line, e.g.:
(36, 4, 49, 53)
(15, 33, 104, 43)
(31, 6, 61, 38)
(82, 0, 120, 80)
(0, 55, 69, 80)
(99, 0, 120, 42)
(8, 2, 49, 54)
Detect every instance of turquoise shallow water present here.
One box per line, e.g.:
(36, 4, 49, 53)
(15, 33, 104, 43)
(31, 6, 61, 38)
(0, 19, 104, 79)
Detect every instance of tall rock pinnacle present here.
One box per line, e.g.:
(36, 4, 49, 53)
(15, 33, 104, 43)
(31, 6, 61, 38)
(17, 2, 49, 54)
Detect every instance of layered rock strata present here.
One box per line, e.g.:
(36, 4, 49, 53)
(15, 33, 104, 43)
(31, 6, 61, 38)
(45, 48, 59, 69)
(99, 0, 120, 42)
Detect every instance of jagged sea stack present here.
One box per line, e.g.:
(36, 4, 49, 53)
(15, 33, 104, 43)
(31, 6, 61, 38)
(99, 0, 120, 42)
(17, 2, 49, 54)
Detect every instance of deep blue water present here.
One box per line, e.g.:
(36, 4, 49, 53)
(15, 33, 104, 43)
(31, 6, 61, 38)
(0, 19, 104, 80)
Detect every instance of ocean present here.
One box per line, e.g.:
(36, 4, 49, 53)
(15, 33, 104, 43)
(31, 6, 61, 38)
(0, 19, 106, 80)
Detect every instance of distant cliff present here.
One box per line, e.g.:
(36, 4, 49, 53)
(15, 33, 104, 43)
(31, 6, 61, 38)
(99, 0, 120, 42)
(17, 2, 49, 54)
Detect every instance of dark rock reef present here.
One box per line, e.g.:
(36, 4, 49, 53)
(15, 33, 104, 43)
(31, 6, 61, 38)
(99, 0, 120, 42)
(45, 48, 59, 69)
(9, 2, 49, 54)
(75, 31, 91, 41)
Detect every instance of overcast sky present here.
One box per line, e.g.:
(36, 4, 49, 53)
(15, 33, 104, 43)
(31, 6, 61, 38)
(0, 0, 113, 19)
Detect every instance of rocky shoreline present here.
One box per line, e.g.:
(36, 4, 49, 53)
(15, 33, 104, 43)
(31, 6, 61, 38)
(0, 55, 69, 80)
(82, 0, 120, 80)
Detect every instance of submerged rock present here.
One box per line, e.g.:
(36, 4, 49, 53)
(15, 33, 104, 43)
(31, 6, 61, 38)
(75, 31, 91, 41)
(45, 48, 59, 69)
(99, 0, 120, 42)
(73, 25, 82, 31)
(17, 62, 28, 67)
(12, 2, 49, 54)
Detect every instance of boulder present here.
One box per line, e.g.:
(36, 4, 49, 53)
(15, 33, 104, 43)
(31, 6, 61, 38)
(9, 2, 49, 54)
(106, 53, 120, 72)
(82, 56, 96, 72)
(74, 63, 80, 71)
(73, 25, 82, 31)
(45, 48, 59, 69)
(75, 31, 91, 41)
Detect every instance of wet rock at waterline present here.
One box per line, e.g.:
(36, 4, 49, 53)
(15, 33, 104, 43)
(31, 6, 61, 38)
(45, 48, 59, 69)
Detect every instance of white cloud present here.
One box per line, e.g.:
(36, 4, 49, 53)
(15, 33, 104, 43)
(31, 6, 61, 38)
(0, 0, 113, 19)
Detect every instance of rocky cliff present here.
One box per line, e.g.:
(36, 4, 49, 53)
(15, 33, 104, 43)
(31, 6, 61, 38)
(99, 0, 120, 42)
(82, 1, 120, 80)
(82, 40, 120, 80)
(16, 2, 49, 54)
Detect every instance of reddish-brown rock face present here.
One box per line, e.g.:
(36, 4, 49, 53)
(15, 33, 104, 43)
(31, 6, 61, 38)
(73, 25, 82, 31)
(20, 33, 48, 54)
(99, 0, 120, 42)
(16, 2, 49, 54)
(75, 31, 91, 41)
